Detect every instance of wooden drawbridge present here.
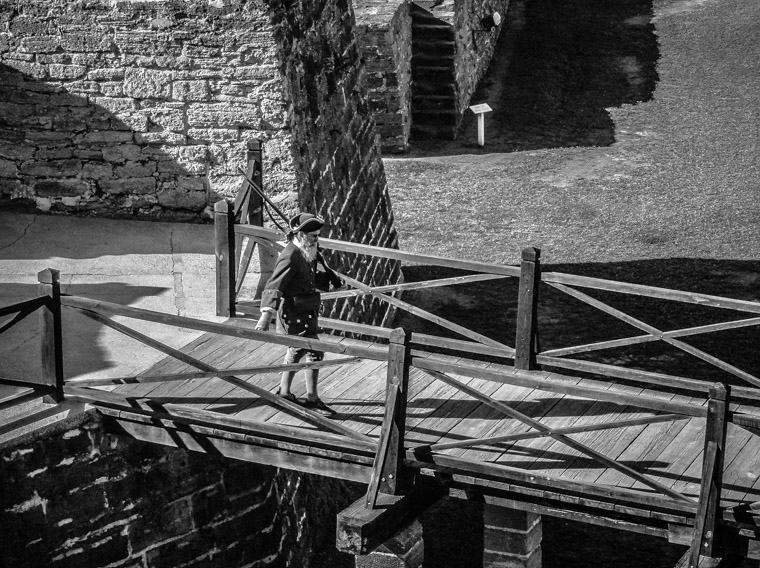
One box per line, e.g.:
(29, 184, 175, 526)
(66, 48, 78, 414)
(4, 167, 760, 567)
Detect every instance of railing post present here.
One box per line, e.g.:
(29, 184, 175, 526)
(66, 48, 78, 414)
(366, 327, 412, 508)
(215, 200, 236, 318)
(38, 268, 64, 402)
(248, 140, 264, 227)
(515, 247, 541, 370)
(689, 382, 729, 567)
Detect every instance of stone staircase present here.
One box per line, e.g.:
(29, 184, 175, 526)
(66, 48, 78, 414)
(410, 2, 458, 140)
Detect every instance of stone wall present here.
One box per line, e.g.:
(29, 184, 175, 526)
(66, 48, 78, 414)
(352, 0, 509, 151)
(354, 0, 413, 154)
(0, 0, 401, 266)
(267, 0, 402, 327)
(451, 0, 510, 127)
(0, 0, 294, 221)
(417, 0, 509, 134)
(0, 410, 363, 568)
(0, 0, 402, 326)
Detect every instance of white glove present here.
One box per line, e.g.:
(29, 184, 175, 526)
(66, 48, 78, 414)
(255, 312, 272, 331)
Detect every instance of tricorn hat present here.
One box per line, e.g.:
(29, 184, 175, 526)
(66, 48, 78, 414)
(289, 212, 325, 233)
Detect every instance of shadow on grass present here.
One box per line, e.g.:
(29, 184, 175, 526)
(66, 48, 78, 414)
(408, 0, 660, 155)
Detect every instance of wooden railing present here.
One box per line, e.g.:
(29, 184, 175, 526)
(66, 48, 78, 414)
(5, 226, 760, 565)
(215, 213, 760, 564)
(0, 268, 64, 401)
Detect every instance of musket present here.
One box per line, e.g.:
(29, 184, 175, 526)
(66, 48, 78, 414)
(237, 166, 289, 232)
(236, 166, 355, 290)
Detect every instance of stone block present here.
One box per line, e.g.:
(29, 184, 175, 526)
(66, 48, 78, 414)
(0, 140, 34, 161)
(20, 159, 81, 177)
(123, 67, 172, 100)
(34, 178, 88, 197)
(129, 496, 196, 554)
(82, 161, 114, 181)
(484, 506, 540, 532)
(60, 31, 113, 52)
(99, 82, 124, 97)
(0, 177, 23, 195)
(187, 128, 239, 143)
(114, 113, 150, 132)
(48, 64, 88, 80)
(156, 187, 207, 210)
(101, 177, 156, 195)
(0, 157, 18, 177)
(142, 107, 186, 131)
(483, 548, 542, 568)
(484, 523, 542, 557)
(115, 160, 156, 178)
(88, 68, 125, 81)
(102, 144, 142, 163)
(172, 80, 211, 102)
(187, 103, 262, 129)
(82, 131, 134, 145)
(19, 35, 59, 53)
(92, 97, 136, 115)
(135, 132, 187, 145)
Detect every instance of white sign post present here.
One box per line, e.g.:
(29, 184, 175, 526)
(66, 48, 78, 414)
(469, 103, 493, 147)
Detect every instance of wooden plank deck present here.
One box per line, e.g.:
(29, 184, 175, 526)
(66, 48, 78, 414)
(101, 330, 760, 516)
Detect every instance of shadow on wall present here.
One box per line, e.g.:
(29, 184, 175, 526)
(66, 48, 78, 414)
(0, 63, 214, 222)
(393, 257, 760, 387)
(0, 282, 170, 382)
(426, 0, 660, 153)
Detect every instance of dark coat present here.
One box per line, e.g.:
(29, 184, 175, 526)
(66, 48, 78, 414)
(260, 243, 321, 336)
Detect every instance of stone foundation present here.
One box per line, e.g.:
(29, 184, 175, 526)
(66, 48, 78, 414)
(483, 505, 542, 568)
(0, 409, 363, 568)
(356, 519, 424, 568)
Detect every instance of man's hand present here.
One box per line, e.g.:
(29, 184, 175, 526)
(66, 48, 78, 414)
(255, 312, 272, 331)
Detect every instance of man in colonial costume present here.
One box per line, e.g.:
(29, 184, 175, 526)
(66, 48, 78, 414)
(255, 213, 342, 416)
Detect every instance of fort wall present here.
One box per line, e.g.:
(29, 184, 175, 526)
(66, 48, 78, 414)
(0, 410, 363, 568)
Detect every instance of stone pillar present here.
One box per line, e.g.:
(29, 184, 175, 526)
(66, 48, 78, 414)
(483, 505, 542, 568)
(356, 519, 424, 568)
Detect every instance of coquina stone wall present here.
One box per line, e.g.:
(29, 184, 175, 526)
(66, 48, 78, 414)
(0, 0, 291, 221)
(352, 0, 509, 150)
(451, 0, 510, 125)
(0, 0, 400, 256)
(0, 0, 402, 325)
(417, 0, 509, 132)
(0, 410, 363, 568)
(354, 0, 413, 154)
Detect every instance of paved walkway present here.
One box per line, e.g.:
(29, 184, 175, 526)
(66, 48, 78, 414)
(0, 212, 223, 386)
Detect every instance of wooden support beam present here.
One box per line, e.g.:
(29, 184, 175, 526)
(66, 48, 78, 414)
(38, 268, 64, 402)
(366, 328, 412, 508)
(214, 200, 236, 317)
(337, 484, 445, 555)
(688, 383, 730, 567)
(515, 247, 540, 370)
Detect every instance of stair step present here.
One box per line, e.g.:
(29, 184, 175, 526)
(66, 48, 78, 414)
(412, 82, 456, 97)
(410, 123, 457, 140)
(412, 68, 456, 83)
(412, 43, 455, 57)
(412, 97, 456, 111)
(412, 110, 457, 126)
(412, 27, 455, 42)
